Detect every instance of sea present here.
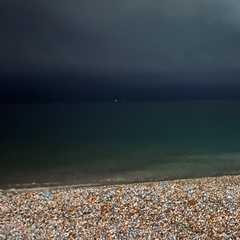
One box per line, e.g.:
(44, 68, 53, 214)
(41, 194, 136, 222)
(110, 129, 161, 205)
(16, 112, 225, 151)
(1, 100, 240, 189)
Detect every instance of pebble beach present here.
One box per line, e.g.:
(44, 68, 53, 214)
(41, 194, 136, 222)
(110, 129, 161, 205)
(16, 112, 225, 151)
(1, 175, 240, 239)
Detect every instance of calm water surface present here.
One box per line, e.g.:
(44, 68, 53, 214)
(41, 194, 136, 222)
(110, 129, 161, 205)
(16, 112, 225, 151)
(1, 101, 240, 189)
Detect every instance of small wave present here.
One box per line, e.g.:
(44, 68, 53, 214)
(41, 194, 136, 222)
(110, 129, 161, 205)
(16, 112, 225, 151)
(0, 181, 102, 192)
(1, 152, 240, 190)
(185, 153, 240, 161)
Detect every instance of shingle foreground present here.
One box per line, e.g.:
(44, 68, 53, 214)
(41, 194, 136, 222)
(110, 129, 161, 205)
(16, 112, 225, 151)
(0, 175, 240, 239)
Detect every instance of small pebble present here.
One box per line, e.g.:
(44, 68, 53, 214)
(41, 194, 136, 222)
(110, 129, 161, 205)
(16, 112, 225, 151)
(0, 175, 240, 238)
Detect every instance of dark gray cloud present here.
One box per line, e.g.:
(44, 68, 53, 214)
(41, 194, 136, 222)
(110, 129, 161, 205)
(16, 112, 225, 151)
(1, 0, 240, 83)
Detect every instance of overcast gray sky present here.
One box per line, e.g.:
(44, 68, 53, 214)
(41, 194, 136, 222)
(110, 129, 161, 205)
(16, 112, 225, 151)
(1, 0, 240, 85)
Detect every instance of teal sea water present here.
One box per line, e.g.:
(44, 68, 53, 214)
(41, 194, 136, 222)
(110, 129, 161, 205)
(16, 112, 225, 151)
(1, 101, 240, 189)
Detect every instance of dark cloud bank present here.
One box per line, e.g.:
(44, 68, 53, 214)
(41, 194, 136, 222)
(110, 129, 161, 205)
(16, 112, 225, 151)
(1, 0, 240, 102)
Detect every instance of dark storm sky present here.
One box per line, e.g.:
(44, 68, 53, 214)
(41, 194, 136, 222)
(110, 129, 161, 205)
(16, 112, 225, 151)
(1, 0, 240, 102)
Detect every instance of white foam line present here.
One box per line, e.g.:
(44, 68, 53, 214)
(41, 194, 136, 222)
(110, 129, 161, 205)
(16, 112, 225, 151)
(0, 182, 102, 192)
(1, 174, 239, 192)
